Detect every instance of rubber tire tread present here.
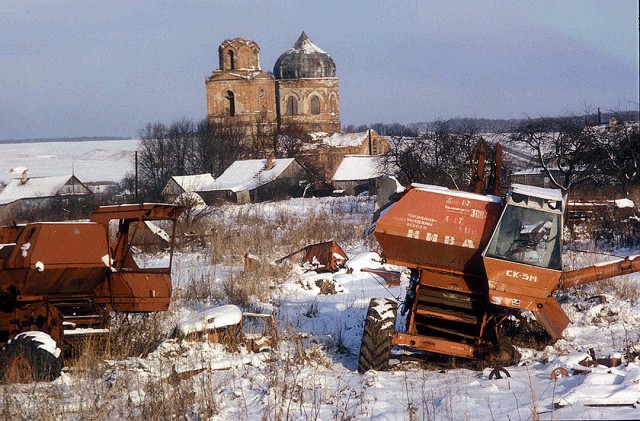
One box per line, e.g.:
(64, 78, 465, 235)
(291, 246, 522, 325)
(1, 333, 63, 383)
(357, 298, 397, 373)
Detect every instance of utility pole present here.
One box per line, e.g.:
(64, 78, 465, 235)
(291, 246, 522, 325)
(135, 151, 139, 202)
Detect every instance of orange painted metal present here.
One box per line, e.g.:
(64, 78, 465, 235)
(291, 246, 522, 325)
(535, 296, 571, 340)
(0, 203, 184, 354)
(484, 256, 561, 308)
(374, 185, 502, 275)
(276, 240, 348, 272)
(371, 174, 640, 365)
(392, 332, 477, 359)
(559, 255, 640, 289)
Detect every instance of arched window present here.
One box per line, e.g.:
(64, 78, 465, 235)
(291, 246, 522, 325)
(287, 96, 298, 116)
(227, 50, 235, 70)
(226, 91, 235, 116)
(310, 96, 320, 115)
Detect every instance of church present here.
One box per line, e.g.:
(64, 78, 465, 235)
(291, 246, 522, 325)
(205, 32, 341, 134)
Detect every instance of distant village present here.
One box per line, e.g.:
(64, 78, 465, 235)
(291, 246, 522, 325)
(0, 33, 638, 224)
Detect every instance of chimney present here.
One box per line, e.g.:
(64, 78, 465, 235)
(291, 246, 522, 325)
(266, 156, 274, 170)
(20, 170, 29, 185)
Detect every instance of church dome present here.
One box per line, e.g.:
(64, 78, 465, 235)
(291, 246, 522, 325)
(273, 32, 336, 80)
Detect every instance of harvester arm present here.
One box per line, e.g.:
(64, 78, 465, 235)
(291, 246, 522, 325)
(558, 255, 640, 289)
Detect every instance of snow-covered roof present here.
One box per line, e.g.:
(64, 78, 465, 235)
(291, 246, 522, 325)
(332, 155, 386, 181)
(201, 158, 297, 193)
(512, 167, 562, 176)
(318, 132, 370, 148)
(170, 174, 215, 192)
(0, 175, 85, 205)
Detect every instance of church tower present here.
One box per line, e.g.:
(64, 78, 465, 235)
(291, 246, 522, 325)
(205, 38, 277, 125)
(273, 32, 341, 134)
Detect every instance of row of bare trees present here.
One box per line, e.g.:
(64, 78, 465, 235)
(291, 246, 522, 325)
(381, 120, 498, 191)
(381, 113, 639, 197)
(510, 115, 639, 194)
(126, 117, 308, 201)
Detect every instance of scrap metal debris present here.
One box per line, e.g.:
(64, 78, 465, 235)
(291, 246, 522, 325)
(276, 240, 348, 272)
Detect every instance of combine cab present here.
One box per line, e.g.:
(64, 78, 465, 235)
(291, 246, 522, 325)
(0, 204, 184, 382)
(359, 180, 640, 372)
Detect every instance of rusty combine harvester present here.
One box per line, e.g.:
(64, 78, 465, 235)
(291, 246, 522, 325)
(358, 166, 640, 372)
(0, 204, 184, 381)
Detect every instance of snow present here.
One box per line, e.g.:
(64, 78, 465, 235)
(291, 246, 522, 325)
(201, 158, 296, 193)
(20, 242, 30, 257)
(0, 139, 137, 185)
(169, 173, 215, 192)
(0, 175, 78, 205)
(511, 183, 564, 201)
(314, 132, 371, 148)
(144, 221, 170, 243)
(412, 183, 502, 203)
(332, 155, 385, 181)
(1, 196, 639, 420)
(63, 328, 110, 336)
(14, 331, 61, 358)
(616, 198, 635, 209)
(35, 261, 44, 272)
(174, 305, 243, 337)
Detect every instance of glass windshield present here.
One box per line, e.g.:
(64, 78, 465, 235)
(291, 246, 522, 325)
(484, 204, 562, 270)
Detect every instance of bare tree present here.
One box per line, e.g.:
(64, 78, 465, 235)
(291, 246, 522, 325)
(596, 123, 640, 195)
(382, 120, 482, 189)
(138, 122, 170, 201)
(509, 116, 607, 193)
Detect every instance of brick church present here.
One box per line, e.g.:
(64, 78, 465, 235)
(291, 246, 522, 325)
(205, 32, 341, 134)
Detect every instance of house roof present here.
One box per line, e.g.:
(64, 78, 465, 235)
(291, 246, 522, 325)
(312, 131, 372, 148)
(0, 175, 87, 205)
(332, 155, 386, 182)
(201, 158, 297, 193)
(169, 174, 215, 192)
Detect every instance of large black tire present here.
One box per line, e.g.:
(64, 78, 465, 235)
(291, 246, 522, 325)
(357, 298, 397, 373)
(1, 332, 63, 383)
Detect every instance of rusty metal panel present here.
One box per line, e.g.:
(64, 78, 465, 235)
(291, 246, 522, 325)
(90, 203, 185, 226)
(535, 296, 571, 340)
(484, 256, 561, 303)
(94, 272, 172, 312)
(374, 186, 501, 275)
(26, 224, 109, 267)
(559, 255, 640, 289)
(393, 332, 476, 359)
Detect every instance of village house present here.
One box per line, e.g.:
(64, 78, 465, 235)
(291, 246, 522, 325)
(0, 174, 92, 221)
(161, 173, 216, 203)
(303, 129, 391, 181)
(197, 158, 307, 204)
(331, 155, 388, 196)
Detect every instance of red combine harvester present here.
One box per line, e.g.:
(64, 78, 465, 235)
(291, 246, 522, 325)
(0, 204, 184, 382)
(358, 165, 640, 372)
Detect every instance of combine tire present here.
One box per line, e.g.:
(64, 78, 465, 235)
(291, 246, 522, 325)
(357, 298, 397, 373)
(1, 332, 63, 383)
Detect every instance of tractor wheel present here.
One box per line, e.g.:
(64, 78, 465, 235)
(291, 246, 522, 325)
(1, 332, 63, 383)
(357, 298, 397, 373)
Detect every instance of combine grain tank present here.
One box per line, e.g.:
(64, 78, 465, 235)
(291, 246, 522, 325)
(358, 183, 640, 372)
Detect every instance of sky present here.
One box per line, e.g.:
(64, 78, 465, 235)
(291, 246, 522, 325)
(0, 0, 638, 140)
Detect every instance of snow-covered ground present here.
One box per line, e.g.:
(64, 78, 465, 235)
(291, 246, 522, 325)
(0, 139, 137, 185)
(1, 197, 639, 420)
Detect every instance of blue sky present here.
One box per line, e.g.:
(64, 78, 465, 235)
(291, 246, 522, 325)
(1, 0, 638, 139)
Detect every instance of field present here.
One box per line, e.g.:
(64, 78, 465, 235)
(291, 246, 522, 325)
(0, 139, 137, 185)
(1, 195, 639, 420)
